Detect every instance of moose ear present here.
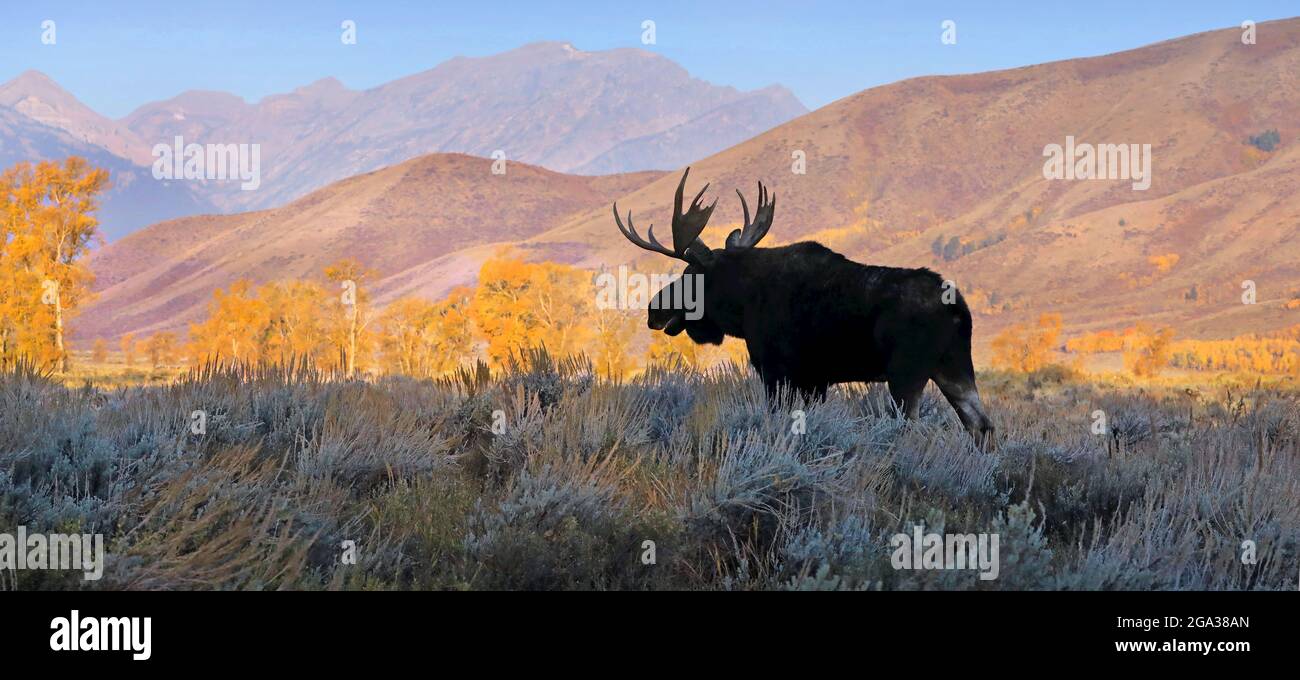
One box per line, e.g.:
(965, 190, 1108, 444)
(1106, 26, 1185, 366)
(725, 229, 743, 249)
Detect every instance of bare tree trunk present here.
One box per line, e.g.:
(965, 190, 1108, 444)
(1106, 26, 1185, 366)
(347, 307, 357, 377)
(55, 289, 67, 373)
(54, 229, 69, 373)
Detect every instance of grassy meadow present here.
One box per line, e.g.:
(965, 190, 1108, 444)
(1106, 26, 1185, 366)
(1, 351, 1297, 591)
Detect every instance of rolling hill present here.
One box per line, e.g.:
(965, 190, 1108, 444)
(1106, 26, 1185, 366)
(518, 17, 1300, 346)
(77, 154, 663, 339)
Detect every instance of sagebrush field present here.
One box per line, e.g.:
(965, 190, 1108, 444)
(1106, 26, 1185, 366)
(2, 353, 1297, 590)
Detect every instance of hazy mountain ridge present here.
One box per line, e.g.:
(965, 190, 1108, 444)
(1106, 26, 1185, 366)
(116, 42, 806, 212)
(0, 106, 214, 240)
(573, 85, 806, 175)
(0, 70, 150, 164)
(1, 43, 804, 237)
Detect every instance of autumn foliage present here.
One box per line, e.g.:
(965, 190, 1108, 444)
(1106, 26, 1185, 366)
(1067, 323, 1178, 378)
(1063, 324, 1177, 377)
(1068, 324, 1300, 376)
(1167, 326, 1300, 375)
(991, 313, 1063, 373)
(376, 290, 475, 377)
(175, 254, 746, 379)
(123, 254, 1299, 383)
(469, 258, 597, 366)
(1123, 324, 1175, 377)
(0, 158, 109, 371)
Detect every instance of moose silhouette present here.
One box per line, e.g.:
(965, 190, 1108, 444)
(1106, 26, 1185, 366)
(615, 168, 994, 444)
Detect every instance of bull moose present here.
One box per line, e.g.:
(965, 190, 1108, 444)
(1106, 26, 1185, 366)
(613, 168, 994, 443)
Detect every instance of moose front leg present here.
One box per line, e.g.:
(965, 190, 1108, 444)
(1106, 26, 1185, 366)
(799, 381, 829, 401)
(754, 362, 792, 402)
(759, 372, 787, 401)
(755, 361, 828, 404)
(763, 378, 828, 403)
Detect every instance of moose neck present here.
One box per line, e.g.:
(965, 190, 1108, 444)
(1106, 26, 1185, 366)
(704, 250, 764, 339)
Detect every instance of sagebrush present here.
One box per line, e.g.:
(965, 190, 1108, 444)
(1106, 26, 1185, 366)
(1, 355, 1297, 590)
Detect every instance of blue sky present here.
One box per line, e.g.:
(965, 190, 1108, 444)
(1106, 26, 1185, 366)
(2, 0, 1296, 118)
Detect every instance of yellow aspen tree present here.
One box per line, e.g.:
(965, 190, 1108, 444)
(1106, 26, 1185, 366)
(429, 286, 478, 374)
(590, 307, 641, 378)
(470, 257, 593, 367)
(91, 337, 109, 364)
(262, 280, 331, 366)
(120, 333, 136, 368)
(378, 297, 438, 375)
(187, 280, 271, 364)
(144, 331, 179, 368)
(324, 259, 377, 376)
(22, 158, 109, 372)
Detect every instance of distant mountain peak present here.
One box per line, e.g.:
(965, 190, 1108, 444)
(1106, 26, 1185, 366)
(485, 40, 660, 65)
(117, 41, 806, 214)
(9, 69, 59, 87)
(0, 69, 73, 103)
(516, 40, 582, 53)
(0, 69, 150, 164)
(263, 75, 359, 110)
(296, 76, 351, 94)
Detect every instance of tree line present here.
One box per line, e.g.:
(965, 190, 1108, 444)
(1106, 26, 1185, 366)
(10, 157, 1292, 381)
(994, 317, 1300, 378)
(167, 255, 749, 378)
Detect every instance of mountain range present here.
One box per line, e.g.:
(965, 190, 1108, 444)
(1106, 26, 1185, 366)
(70, 17, 1300, 351)
(1, 42, 805, 240)
(0, 72, 213, 237)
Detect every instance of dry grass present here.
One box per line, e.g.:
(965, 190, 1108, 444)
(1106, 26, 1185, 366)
(57, 350, 186, 389)
(2, 353, 1297, 590)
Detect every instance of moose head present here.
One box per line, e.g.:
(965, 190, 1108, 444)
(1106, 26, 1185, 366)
(613, 168, 774, 345)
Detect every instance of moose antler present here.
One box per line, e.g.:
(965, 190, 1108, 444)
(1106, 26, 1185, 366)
(726, 181, 775, 250)
(614, 168, 715, 263)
